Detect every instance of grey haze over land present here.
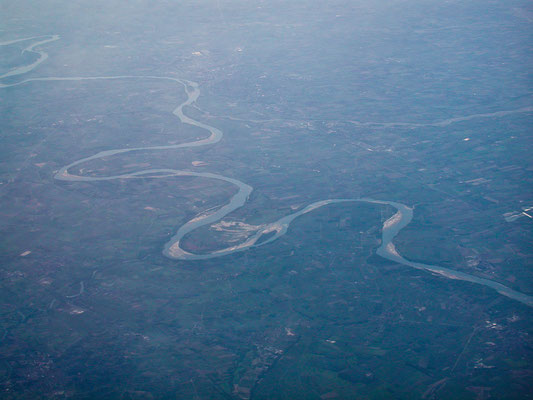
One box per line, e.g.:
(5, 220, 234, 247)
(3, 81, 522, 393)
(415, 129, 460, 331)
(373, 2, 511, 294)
(0, 0, 532, 399)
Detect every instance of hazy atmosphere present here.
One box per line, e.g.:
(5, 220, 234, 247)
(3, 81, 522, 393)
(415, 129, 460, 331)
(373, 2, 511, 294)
(1, 0, 532, 398)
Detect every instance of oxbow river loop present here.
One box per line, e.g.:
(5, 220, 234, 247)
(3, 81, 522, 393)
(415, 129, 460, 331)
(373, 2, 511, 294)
(1, 36, 532, 308)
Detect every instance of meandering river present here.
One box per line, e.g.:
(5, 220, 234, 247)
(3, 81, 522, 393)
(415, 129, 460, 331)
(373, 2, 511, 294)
(2, 36, 532, 308)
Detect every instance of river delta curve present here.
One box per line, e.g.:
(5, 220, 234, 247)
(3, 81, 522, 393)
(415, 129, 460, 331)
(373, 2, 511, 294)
(1, 35, 532, 308)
